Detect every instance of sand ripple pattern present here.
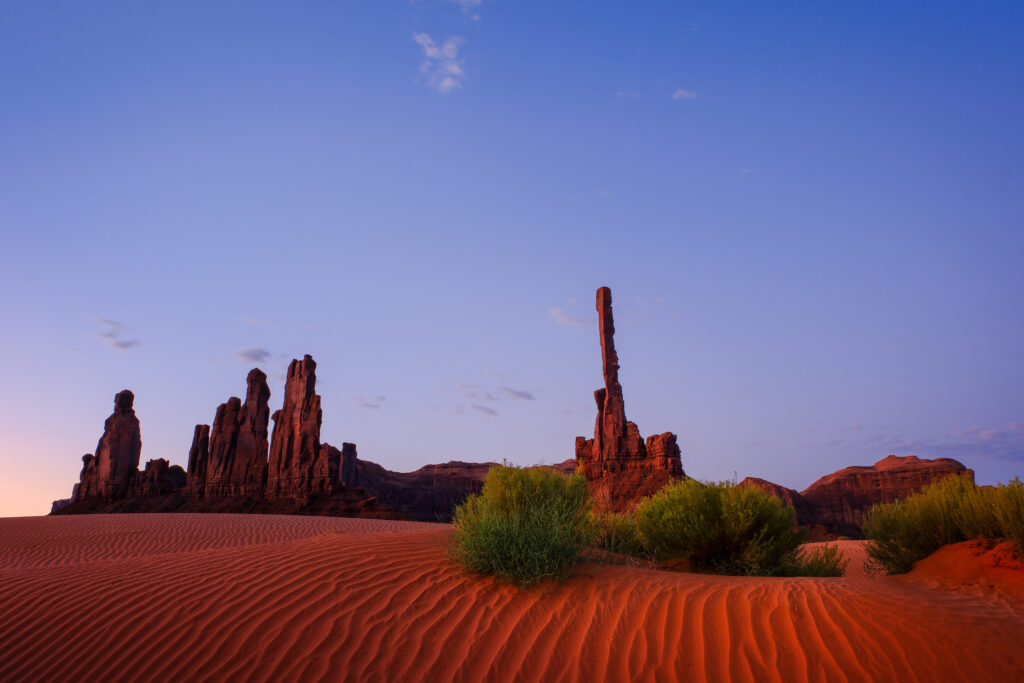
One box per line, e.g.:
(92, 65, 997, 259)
(1, 515, 1022, 682)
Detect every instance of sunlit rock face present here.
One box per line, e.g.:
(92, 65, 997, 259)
(574, 287, 685, 510)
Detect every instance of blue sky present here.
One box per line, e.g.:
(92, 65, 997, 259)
(2, 1, 1022, 516)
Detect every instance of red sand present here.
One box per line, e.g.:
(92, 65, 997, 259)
(1, 515, 1022, 682)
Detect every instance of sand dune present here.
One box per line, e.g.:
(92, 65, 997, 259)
(1, 515, 1022, 682)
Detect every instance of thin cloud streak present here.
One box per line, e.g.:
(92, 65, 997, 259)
(499, 387, 534, 401)
(93, 318, 141, 351)
(233, 347, 271, 363)
(548, 307, 593, 327)
(471, 403, 498, 416)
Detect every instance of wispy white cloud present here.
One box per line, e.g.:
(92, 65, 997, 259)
(234, 347, 271, 363)
(671, 88, 699, 100)
(614, 90, 640, 99)
(449, 0, 482, 20)
(93, 318, 141, 351)
(548, 307, 593, 327)
(413, 33, 466, 93)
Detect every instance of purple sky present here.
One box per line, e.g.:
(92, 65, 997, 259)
(2, 1, 1022, 516)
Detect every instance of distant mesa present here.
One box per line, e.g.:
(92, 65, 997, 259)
(574, 286, 685, 510)
(740, 454, 972, 536)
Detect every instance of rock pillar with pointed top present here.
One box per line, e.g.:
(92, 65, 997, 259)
(575, 287, 684, 509)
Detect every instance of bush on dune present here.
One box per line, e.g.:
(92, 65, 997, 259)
(450, 464, 592, 586)
(863, 474, 1024, 575)
(635, 479, 846, 577)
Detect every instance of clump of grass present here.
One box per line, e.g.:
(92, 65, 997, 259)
(450, 464, 592, 587)
(993, 478, 1024, 552)
(863, 474, 1024, 574)
(590, 510, 646, 557)
(635, 479, 838, 576)
(788, 544, 849, 577)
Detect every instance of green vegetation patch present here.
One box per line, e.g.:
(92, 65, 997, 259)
(450, 464, 592, 586)
(635, 479, 845, 577)
(863, 474, 1024, 575)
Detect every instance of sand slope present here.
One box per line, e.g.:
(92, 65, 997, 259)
(1, 515, 1022, 682)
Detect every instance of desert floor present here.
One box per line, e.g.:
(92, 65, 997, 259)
(1, 514, 1022, 682)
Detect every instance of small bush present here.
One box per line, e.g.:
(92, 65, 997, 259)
(787, 544, 848, 577)
(993, 478, 1024, 553)
(590, 510, 645, 557)
(450, 464, 591, 586)
(636, 479, 813, 576)
(863, 473, 1024, 574)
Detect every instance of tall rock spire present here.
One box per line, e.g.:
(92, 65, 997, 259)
(204, 368, 271, 498)
(575, 286, 683, 508)
(266, 355, 340, 499)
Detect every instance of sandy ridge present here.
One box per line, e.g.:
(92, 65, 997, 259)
(1, 515, 1022, 682)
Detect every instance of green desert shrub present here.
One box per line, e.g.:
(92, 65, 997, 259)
(636, 479, 822, 576)
(863, 473, 1024, 575)
(450, 464, 592, 586)
(590, 510, 646, 557)
(789, 544, 849, 577)
(992, 478, 1024, 553)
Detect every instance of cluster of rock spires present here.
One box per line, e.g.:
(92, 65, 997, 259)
(574, 287, 685, 509)
(54, 286, 973, 535)
(57, 355, 493, 521)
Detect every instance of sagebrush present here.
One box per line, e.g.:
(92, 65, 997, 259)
(635, 479, 844, 576)
(863, 474, 1024, 574)
(449, 464, 592, 586)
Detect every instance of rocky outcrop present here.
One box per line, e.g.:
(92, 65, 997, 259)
(185, 424, 210, 497)
(136, 459, 187, 496)
(266, 355, 334, 500)
(574, 287, 684, 510)
(741, 455, 972, 536)
(204, 369, 271, 498)
(60, 355, 499, 521)
(72, 390, 142, 502)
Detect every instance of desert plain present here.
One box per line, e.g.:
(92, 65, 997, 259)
(2, 513, 1022, 682)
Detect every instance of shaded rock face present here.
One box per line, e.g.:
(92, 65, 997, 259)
(59, 355, 577, 521)
(185, 424, 210, 497)
(741, 455, 972, 536)
(574, 287, 684, 510)
(204, 369, 271, 498)
(266, 355, 338, 500)
(73, 390, 142, 501)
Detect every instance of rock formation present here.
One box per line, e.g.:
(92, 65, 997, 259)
(265, 355, 343, 500)
(185, 424, 210, 497)
(574, 287, 684, 509)
(740, 455, 971, 536)
(204, 368, 271, 498)
(61, 354, 480, 520)
(72, 390, 142, 502)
